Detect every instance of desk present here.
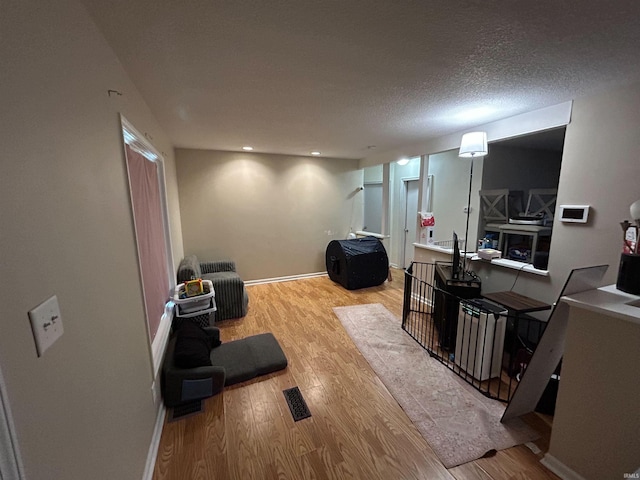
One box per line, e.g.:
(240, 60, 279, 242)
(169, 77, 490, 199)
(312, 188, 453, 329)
(433, 263, 481, 350)
(482, 291, 551, 373)
(498, 223, 552, 263)
(482, 291, 551, 315)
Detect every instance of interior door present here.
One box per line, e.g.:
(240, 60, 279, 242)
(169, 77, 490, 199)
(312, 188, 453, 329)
(403, 180, 419, 268)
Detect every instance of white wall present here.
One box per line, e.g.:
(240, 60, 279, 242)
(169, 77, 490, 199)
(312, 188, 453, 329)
(409, 84, 640, 306)
(0, 1, 183, 478)
(388, 158, 421, 267)
(427, 150, 484, 250)
(175, 149, 362, 281)
(363, 164, 383, 183)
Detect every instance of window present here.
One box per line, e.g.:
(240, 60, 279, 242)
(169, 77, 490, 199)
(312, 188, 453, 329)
(121, 117, 174, 376)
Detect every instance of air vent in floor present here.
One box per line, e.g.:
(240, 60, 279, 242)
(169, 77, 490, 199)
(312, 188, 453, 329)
(168, 399, 204, 422)
(283, 386, 311, 422)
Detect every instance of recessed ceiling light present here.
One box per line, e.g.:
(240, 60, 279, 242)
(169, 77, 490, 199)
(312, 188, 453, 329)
(242, 146, 253, 151)
(397, 158, 410, 166)
(311, 151, 321, 156)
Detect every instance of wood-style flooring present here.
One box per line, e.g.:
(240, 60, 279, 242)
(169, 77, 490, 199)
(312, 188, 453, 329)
(152, 270, 558, 480)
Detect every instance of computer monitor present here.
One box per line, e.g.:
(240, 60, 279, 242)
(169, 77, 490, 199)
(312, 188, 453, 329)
(452, 231, 461, 279)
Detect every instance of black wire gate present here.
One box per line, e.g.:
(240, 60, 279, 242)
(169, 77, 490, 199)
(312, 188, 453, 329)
(402, 261, 547, 402)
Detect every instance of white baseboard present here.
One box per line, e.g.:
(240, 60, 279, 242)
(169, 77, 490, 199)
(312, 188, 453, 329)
(411, 291, 433, 308)
(245, 272, 327, 286)
(142, 404, 166, 480)
(541, 453, 586, 480)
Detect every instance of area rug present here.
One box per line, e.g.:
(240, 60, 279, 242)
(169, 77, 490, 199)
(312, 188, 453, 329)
(333, 303, 539, 468)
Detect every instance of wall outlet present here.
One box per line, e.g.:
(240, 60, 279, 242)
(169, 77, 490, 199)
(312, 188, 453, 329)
(28, 295, 64, 357)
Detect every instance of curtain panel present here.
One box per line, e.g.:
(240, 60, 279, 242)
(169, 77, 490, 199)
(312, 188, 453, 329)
(125, 145, 170, 341)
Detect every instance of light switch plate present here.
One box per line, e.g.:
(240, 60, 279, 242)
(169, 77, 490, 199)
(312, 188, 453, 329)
(28, 295, 64, 357)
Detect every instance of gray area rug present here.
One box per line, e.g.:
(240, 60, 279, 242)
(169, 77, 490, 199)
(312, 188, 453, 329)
(333, 303, 539, 468)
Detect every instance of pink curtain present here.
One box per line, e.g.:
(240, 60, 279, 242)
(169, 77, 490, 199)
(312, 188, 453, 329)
(125, 145, 170, 341)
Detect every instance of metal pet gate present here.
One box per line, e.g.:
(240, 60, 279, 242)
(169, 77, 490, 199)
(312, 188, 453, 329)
(402, 261, 547, 402)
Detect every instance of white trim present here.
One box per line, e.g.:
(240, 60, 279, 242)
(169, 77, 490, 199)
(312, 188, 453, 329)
(401, 176, 420, 182)
(540, 453, 586, 480)
(355, 231, 389, 239)
(0, 364, 25, 480)
(471, 257, 549, 276)
(413, 243, 549, 276)
(401, 177, 421, 268)
(142, 404, 166, 480)
(413, 242, 455, 254)
(411, 291, 433, 308)
(245, 272, 327, 286)
(151, 304, 174, 379)
(120, 116, 176, 379)
(413, 242, 471, 256)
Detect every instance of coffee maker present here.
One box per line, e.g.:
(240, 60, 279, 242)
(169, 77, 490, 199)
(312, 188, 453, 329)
(616, 253, 640, 294)
(617, 200, 640, 295)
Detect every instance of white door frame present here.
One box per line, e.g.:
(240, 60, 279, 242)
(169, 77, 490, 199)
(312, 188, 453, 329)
(0, 364, 25, 479)
(401, 177, 420, 269)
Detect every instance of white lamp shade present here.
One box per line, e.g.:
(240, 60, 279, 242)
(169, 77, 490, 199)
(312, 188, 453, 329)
(459, 132, 488, 158)
(631, 199, 640, 221)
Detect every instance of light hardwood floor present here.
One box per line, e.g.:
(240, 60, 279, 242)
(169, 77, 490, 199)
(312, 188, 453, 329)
(153, 270, 558, 480)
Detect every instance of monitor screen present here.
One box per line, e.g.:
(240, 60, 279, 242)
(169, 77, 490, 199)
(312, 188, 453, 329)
(452, 231, 461, 279)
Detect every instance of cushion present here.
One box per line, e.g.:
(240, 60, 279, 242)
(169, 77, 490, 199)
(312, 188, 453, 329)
(177, 255, 202, 283)
(173, 321, 213, 368)
(209, 332, 288, 385)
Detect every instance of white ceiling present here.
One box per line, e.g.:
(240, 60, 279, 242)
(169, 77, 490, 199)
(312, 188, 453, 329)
(81, 0, 640, 159)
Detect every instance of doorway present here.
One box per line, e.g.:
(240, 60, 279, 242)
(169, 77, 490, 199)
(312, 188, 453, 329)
(403, 179, 419, 268)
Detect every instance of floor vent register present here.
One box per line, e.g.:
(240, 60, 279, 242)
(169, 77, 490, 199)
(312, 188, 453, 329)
(283, 386, 311, 422)
(168, 399, 204, 422)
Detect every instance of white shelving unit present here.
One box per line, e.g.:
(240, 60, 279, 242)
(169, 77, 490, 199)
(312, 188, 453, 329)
(173, 280, 217, 318)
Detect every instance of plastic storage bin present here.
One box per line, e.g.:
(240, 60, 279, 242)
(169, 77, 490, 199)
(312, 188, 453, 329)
(173, 280, 217, 318)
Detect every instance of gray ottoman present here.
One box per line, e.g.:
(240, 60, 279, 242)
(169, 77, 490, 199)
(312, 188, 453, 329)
(210, 332, 288, 385)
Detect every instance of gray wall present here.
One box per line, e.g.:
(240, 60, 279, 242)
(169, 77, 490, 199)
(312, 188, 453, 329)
(0, 1, 183, 478)
(414, 82, 640, 307)
(3, 2, 640, 478)
(427, 149, 484, 250)
(481, 144, 562, 195)
(479, 81, 640, 303)
(549, 304, 640, 479)
(175, 149, 362, 281)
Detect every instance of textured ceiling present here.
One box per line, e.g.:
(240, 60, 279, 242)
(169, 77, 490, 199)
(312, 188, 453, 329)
(81, 0, 640, 159)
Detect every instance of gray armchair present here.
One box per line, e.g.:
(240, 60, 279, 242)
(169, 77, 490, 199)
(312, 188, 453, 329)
(161, 325, 288, 408)
(177, 255, 249, 321)
(162, 326, 226, 408)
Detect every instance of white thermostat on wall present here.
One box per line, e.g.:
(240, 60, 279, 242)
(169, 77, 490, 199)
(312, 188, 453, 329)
(558, 205, 590, 223)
